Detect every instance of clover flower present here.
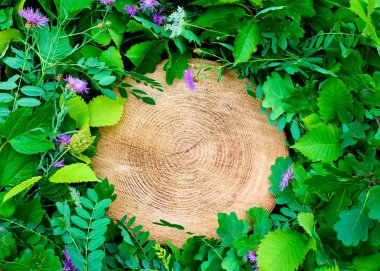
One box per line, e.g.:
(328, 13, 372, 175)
(99, 0, 115, 5)
(140, 0, 160, 12)
(55, 134, 72, 146)
(19, 7, 49, 28)
(69, 186, 82, 207)
(64, 76, 89, 94)
(62, 247, 77, 271)
(184, 68, 195, 92)
(247, 251, 259, 271)
(53, 159, 65, 169)
(280, 165, 294, 191)
(164, 6, 186, 38)
(124, 5, 137, 16)
(152, 9, 164, 26)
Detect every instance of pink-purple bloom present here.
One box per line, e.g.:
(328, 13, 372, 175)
(247, 251, 259, 271)
(99, 0, 115, 4)
(53, 158, 65, 169)
(19, 7, 49, 28)
(140, 0, 160, 12)
(124, 5, 137, 16)
(152, 11, 163, 26)
(62, 247, 77, 271)
(280, 165, 294, 191)
(55, 134, 72, 146)
(65, 76, 89, 94)
(184, 68, 195, 92)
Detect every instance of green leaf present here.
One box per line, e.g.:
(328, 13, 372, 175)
(0, 74, 19, 90)
(20, 86, 45, 97)
(367, 186, 380, 221)
(49, 163, 99, 183)
(353, 253, 380, 271)
(16, 98, 41, 107)
(9, 130, 54, 154)
(297, 212, 314, 236)
(0, 227, 17, 260)
(333, 191, 373, 246)
(88, 95, 126, 127)
(221, 249, 240, 271)
(0, 93, 14, 103)
(3, 176, 42, 202)
(318, 78, 353, 123)
(216, 212, 250, 247)
(262, 72, 293, 120)
(0, 144, 35, 187)
(13, 197, 45, 227)
(126, 40, 166, 74)
(0, 192, 16, 218)
(268, 157, 294, 205)
(163, 52, 190, 85)
(246, 207, 273, 242)
(257, 230, 310, 271)
(292, 125, 343, 162)
(0, 28, 21, 54)
(233, 20, 259, 64)
(99, 46, 124, 73)
(58, 0, 95, 18)
(66, 95, 90, 129)
(319, 189, 352, 227)
(193, 6, 246, 28)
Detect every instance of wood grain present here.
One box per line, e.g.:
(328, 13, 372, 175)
(93, 59, 288, 246)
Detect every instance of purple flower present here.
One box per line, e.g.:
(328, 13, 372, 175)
(19, 7, 49, 28)
(62, 247, 77, 271)
(124, 5, 137, 16)
(280, 165, 294, 191)
(184, 68, 195, 92)
(53, 158, 65, 169)
(140, 0, 160, 12)
(152, 11, 163, 26)
(65, 76, 89, 94)
(99, 0, 115, 4)
(55, 134, 72, 146)
(247, 251, 259, 271)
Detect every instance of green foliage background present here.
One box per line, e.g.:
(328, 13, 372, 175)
(0, 0, 380, 270)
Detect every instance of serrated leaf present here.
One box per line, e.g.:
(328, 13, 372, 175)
(163, 52, 190, 85)
(0, 28, 21, 54)
(216, 212, 250, 247)
(318, 78, 353, 123)
(292, 125, 343, 162)
(88, 95, 126, 127)
(49, 163, 99, 183)
(221, 249, 239, 271)
(262, 72, 293, 120)
(233, 20, 259, 64)
(246, 207, 273, 242)
(9, 130, 54, 154)
(367, 186, 380, 221)
(0, 226, 17, 260)
(3, 176, 41, 202)
(353, 253, 380, 271)
(257, 230, 310, 271)
(99, 46, 124, 73)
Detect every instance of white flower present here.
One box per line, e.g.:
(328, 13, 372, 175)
(164, 6, 186, 38)
(69, 186, 81, 207)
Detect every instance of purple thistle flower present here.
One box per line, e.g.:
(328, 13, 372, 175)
(65, 76, 89, 94)
(124, 5, 137, 16)
(53, 158, 65, 169)
(247, 251, 259, 271)
(62, 247, 77, 271)
(55, 134, 72, 146)
(280, 165, 294, 191)
(140, 0, 160, 12)
(99, 0, 115, 4)
(184, 68, 195, 92)
(19, 7, 49, 28)
(152, 11, 163, 26)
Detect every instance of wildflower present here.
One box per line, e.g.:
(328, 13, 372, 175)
(152, 10, 163, 26)
(53, 158, 65, 169)
(62, 247, 77, 271)
(280, 165, 294, 191)
(69, 130, 95, 154)
(64, 76, 89, 94)
(99, 0, 115, 5)
(69, 186, 81, 207)
(19, 7, 49, 28)
(124, 5, 137, 16)
(55, 134, 72, 146)
(184, 68, 195, 91)
(164, 6, 186, 38)
(247, 251, 259, 271)
(140, 0, 160, 12)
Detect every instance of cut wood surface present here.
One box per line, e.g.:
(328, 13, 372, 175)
(93, 59, 288, 246)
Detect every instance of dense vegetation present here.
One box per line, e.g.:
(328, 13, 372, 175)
(0, 0, 379, 270)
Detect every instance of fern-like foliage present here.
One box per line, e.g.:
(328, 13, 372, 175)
(51, 188, 111, 271)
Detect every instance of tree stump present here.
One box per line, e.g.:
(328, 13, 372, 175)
(93, 59, 288, 246)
